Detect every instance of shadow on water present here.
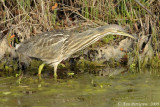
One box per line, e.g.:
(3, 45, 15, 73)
(0, 68, 160, 107)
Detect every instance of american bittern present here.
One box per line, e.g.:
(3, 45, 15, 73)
(16, 24, 134, 79)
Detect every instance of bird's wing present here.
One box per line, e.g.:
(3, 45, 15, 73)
(17, 31, 69, 62)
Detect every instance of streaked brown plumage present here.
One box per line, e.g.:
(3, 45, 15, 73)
(16, 24, 134, 79)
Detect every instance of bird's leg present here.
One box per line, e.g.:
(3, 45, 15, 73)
(38, 63, 45, 81)
(38, 63, 45, 76)
(54, 64, 58, 80)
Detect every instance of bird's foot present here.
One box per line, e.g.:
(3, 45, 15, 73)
(54, 73, 58, 80)
(38, 74, 42, 81)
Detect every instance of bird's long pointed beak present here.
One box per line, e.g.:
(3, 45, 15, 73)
(118, 31, 135, 39)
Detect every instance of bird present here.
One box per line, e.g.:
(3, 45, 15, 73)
(16, 24, 134, 79)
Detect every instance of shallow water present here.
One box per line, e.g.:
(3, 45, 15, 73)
(0, 69, 160, 107)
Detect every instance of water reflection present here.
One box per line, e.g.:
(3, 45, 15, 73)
(98, 67, 126, 76)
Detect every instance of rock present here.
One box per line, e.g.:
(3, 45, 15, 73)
(0, 36, 17, 60)
(96, 38, 133, 61)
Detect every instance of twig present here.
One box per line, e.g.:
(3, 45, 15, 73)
(0, 13, 27, 24)
(134, 0, 154, 17)
(16, 0, 34, 22)
(40, 0, 44, 16)
(57, 3, 106, 26)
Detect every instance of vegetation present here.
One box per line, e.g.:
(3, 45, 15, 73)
(0, 0, 159, 77)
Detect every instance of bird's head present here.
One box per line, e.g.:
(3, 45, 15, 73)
(103, 24, 135, 39)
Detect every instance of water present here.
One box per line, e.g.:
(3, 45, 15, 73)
(0, 69, 160, 107)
